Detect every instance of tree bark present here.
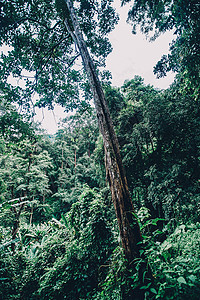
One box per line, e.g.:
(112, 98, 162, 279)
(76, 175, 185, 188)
(64, 0, 142, 262)
(11, 202, 25, 253)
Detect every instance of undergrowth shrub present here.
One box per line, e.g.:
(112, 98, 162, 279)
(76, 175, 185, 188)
(1, 192, 199, 299)
(0, 187, 115, 300)
(91, 216, 200, 300)
(147, 223, 200, 299)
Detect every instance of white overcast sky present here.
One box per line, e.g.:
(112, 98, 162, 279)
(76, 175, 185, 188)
(35, 0, 175, 134)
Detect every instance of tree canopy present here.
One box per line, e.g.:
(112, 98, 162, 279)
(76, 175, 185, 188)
(0, 0, 118, 110)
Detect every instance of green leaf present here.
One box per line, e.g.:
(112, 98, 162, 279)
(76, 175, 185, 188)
(151, 218, 165, 226)
(150, 288, 157, 294)
(140, 282, 151, 290)
(177, 276, 186, 284)
(188, 275, 196, 283)
(164, 243, 172, 251)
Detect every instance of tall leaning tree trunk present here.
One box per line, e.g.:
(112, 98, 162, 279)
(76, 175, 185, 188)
(64, 0, 142, 263)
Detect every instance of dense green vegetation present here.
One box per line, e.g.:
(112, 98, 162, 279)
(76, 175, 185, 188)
(0, 0, 200, 299)
(1, 76, 200, 299)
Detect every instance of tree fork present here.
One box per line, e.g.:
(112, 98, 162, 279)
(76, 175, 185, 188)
(64, 0, 142, 262)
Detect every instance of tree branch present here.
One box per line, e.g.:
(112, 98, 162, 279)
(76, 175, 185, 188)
(4, 18, 62, 33)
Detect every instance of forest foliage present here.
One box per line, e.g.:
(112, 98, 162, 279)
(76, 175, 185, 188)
(0, 0, 200, 299)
